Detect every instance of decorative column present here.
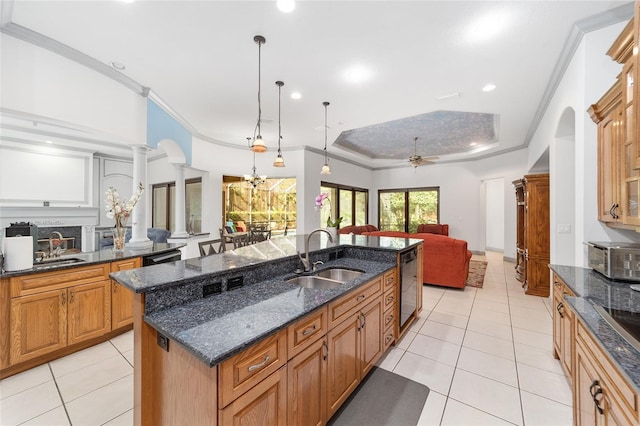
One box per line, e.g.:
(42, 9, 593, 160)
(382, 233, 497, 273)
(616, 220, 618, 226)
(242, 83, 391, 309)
(172, 163, 189, 238)
(129, 145, 152, 248)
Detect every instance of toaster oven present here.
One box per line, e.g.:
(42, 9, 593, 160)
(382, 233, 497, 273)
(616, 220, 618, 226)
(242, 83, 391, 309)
(587, 241, 640, 281)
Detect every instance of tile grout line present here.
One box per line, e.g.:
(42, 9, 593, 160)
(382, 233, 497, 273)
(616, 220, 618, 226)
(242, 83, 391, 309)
(48, 362, 73, 426)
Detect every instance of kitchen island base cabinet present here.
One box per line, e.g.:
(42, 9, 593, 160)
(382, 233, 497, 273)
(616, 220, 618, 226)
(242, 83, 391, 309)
(111, 257, 141, 330)
(287, 337, 327, 426)
(552, 273, 575, 380)
(67, 281, 111, 346)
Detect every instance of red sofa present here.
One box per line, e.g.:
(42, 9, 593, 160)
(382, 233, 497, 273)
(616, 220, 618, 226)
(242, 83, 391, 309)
(363, 230, 472, 289)
(417, 224, 449, 236)
(338, 224, 379, 235)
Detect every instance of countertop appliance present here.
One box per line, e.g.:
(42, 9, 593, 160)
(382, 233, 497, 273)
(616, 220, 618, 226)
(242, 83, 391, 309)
(587, 241, 640, 281)
(143, 249, 182, 266)
(400, 248, 418, 331)
(5, 222, 38, 259)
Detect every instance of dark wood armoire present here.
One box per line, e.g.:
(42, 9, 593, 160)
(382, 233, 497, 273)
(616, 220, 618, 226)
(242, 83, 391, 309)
(513, 174, 550, 297)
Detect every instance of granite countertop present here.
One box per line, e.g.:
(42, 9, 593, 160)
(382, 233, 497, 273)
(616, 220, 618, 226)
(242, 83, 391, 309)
(145, 257, 395, 366)
(549, 264, 640, 392)
(0, 243, 185, 278)
(111, 233, 420, 294)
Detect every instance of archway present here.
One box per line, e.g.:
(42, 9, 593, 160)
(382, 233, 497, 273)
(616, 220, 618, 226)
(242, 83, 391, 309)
(552, 107, 576, 265)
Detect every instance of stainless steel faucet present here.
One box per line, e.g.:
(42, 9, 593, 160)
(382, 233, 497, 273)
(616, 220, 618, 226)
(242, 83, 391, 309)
(48, 231, 64, 257)
(298, 229, 333, 272)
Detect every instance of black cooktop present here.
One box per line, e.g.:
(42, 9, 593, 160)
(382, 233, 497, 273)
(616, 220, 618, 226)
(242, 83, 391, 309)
(594, 304, 640, 353)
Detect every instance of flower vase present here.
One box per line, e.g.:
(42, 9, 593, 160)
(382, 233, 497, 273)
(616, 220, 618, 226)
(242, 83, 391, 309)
(113, 225, 126, 252)
(326, 226, 338, 241)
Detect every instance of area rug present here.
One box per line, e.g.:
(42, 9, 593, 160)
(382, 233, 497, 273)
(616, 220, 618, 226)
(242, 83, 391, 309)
(466, 260, 488, 288)
(328, 366, 430, 426)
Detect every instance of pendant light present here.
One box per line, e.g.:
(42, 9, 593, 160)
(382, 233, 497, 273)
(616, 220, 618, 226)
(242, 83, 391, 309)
(251, 35, 267, 153)
(273, 80, 285, 167)
(320, 101, 331, 175)
(244, 139, 267, 188)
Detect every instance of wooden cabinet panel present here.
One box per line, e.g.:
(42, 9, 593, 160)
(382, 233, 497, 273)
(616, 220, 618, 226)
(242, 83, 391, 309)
(10, 263, 110, 297)
(219, 329, 287, 408)
(10, 289, 67, 364)
(287, 337, 327, 426)
(67, 281, 111, 346)
(416, 244, 423, 314)
(219, 366, 287, 426)
(552, 275, 575, 380)
(326, 314, 360, 418)
(513, 174, 549, 296)
(383, 270, 396, 293)
(328, 277, 381, 328)
(360, 298, 383, 377)
(110, 257, 141, 330)
(287, 307, 327, 358)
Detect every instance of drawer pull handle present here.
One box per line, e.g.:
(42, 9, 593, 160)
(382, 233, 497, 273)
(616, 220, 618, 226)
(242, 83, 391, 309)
(386, 315, 394, 325)
(386, 334, 393, 343)
(322, 340, 328, 361)
(556, 302, 564, 319)
(114, 284, 118, 293)
(386, 296, 394, 303)
(70, 290, 74, 303)
(302, 325, 317, 336)
(248, 355, 271, 372)
(61, 292, 66, 305)
(356, 295, 366, 303)
(589, 380, 604, 415)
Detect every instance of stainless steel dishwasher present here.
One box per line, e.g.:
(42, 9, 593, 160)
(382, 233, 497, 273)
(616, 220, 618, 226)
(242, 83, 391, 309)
(400, 248, 418, 331)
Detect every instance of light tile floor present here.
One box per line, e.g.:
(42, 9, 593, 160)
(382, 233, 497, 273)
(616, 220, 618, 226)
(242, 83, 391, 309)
(377, 251, 573, 425)
(0, 251, 572, 425)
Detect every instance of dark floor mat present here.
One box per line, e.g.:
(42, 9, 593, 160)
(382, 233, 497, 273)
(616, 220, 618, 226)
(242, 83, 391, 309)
(328, 366, 430, 426)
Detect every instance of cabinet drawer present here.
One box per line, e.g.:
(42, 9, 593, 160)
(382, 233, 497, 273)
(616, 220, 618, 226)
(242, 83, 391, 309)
(10, 263, 110, 297)
(383, 328, 395, 351)
(219, 329, 287, 408)
(110, 257, 141, 272)
(383, 270, 396, 292)
(383, 289, 396, 311)
(287, 307, 327, 359)
(576, 320, 638, 418)
(383, 305, 396, 332)
(328, 278, 382, 328)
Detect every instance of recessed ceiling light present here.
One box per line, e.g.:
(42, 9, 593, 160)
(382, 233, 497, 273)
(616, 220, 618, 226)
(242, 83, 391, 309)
(470, 142, 477, 146)
(290, 92, 302, 100)
(111, 61, 126, 70)
(468, 11, 509, 43)
(345, 66, 371, 83)
(45, 140, 53, 144)
(482, 83, 496, 92)
(277, 0, 295, 13)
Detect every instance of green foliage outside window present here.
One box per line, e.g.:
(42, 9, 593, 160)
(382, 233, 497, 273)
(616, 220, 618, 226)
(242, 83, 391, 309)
(379, 188, 439, 233)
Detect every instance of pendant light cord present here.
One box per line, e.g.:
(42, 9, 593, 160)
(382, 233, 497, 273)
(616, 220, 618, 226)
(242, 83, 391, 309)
(278, 82, 282, 154)
(255, 39, 262, 139)
(324, 102, 329, 162)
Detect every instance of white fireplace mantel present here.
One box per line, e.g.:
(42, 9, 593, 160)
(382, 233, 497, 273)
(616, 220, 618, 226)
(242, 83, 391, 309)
(0, 206, 99, 228)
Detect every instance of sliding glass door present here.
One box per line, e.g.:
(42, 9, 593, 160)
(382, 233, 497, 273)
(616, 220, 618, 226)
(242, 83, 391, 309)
(378, 187, 439, 233)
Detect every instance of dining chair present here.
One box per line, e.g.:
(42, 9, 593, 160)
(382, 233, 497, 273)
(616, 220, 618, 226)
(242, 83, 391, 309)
(198, 239, 223, 256)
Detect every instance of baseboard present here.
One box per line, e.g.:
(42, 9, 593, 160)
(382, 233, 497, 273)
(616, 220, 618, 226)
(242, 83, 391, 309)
(484, 247, 504, 253)
(470, 250, 485, 256)
(503, 256, 516, 263)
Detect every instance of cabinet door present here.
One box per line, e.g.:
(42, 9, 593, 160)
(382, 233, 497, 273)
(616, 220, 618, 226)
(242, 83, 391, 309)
(416, 245, 423, 314)
(10, 289, 67, 364)
(524, 256, 550, 297)
(552, 286, 563, 360)
(219, 366, 287, 426)
(287, 337, 327, 426)
(561, 303, 574, 377)
(110, 257, 140, 330)
(574, 344, 600, 426)
(67, 281, 111, 346)
(359, 297, 382, 377)
(327, 315, 360, 418)
(598, 105, 623, 223)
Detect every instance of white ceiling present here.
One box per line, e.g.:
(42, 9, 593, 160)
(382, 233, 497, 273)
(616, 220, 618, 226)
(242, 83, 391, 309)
(0, 0, 633, 168)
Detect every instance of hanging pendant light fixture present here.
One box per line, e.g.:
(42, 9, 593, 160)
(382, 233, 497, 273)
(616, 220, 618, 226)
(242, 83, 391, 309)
(273, 80, 285, 167)
(251, 35, 267, 153)
(320, 101, 331, 175)
(244, 137, 267, 188)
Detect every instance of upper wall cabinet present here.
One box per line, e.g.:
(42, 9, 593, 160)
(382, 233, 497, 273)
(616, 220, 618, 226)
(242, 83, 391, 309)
(591, 18, 640, 230)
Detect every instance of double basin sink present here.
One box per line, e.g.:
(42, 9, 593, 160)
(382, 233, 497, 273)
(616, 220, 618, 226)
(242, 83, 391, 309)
(32, 257, 86, 271)
(287, 268, 364, 290)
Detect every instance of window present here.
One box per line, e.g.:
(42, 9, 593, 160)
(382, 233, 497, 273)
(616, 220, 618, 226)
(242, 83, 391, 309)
(320, 182, 368, 228)
(223, 176, 297, 236)
(152, 178, 202, 233)
(378, 187, 439, 233)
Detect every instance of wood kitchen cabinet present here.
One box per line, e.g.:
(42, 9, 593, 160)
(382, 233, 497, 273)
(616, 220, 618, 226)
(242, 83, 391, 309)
(287, 337, 327, 426)
(552, 273, 575, 380)
(513, 174, 550, 296)
(9, 288, 67, 365)
(111, 257, 141, 330)
(2, 258, 139, 379)
(574, 319, 639, 425)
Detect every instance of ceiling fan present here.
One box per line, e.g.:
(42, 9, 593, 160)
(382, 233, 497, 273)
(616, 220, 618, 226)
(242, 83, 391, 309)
(407, 137, 438, 168)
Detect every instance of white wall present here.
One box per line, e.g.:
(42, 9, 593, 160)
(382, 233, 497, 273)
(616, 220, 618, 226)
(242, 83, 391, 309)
(527, 20, 640, 267)
(1, 35, 146, 145)
(485, 177, 505, 251)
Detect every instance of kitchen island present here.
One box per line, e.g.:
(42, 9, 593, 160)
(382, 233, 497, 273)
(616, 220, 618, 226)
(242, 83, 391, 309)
(0, 243, 184, 379)
(550, 265, 640, 424)
(110, 233, 423, 426)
